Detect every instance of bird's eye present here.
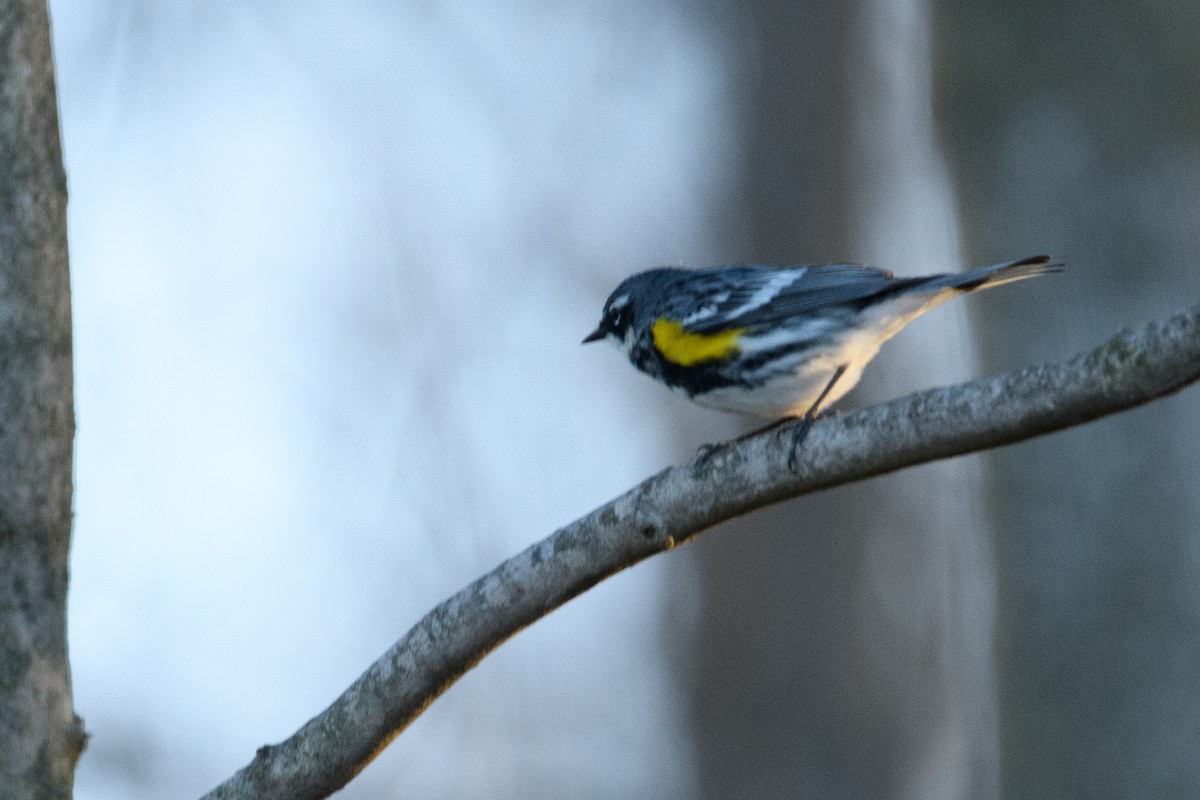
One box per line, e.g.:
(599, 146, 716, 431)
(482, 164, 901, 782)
(610, 305, 629, 330)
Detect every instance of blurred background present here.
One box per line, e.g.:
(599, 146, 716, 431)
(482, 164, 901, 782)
(52, 1, 1200, 798)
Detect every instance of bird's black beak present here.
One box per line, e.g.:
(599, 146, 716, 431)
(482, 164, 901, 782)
(582, 327, 606, 344)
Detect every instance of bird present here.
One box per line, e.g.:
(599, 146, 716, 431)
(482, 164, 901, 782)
(583, 255, 1061, 469)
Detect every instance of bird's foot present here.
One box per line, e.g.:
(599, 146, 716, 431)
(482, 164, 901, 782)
(785, 414, 817, 472)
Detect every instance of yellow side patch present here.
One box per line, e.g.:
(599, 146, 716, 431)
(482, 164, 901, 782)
(651, 318, 743, 366)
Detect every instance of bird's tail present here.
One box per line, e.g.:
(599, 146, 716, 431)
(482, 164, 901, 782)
(941, 254, 1064, 293)
(874, 255, 1062, 335)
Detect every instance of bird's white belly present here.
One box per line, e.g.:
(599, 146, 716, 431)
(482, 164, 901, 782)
(690, 329, 885, 418)
(675, 288, 953, 419)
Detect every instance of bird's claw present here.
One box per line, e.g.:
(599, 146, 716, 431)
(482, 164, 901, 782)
(696, 440, 728, 464)
(784, 414, 817, 473)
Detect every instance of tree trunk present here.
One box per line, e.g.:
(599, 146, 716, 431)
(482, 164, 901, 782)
(683, 1, 999, 797)
(0, 1, 82, 798)
(935, 0, 1200, 796)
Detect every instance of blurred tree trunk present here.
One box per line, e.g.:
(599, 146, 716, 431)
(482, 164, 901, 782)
(935, 1, 1200, 797)
(679, 1, 998, 798)
(0, 1, 83, 798)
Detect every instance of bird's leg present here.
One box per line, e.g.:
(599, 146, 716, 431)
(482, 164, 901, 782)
(696, 366, 849, 469)
(696, 412, 796, 455)
(737, 416, 797, 442)
(786, 364, 847, 472)
(696, 416, 794, 462)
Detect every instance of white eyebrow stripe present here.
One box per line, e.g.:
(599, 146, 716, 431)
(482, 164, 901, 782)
(724, 268, 806, 319)
(608, 293, 631, 311)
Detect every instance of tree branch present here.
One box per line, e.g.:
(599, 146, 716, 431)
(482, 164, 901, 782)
(201, 304, 1200, 800)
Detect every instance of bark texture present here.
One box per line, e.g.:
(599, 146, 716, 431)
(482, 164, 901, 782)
(202, 303, 1200, 800)
(0, 2, 83, 798)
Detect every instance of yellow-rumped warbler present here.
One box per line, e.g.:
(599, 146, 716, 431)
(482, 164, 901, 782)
(584, 255, 1061, 468)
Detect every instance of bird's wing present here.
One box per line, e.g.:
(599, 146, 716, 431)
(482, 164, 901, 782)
(685, 263, 920, 333)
